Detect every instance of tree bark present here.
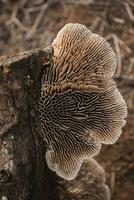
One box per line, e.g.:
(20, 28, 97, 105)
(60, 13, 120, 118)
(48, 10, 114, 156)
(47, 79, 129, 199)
(0, 47, 53, 200)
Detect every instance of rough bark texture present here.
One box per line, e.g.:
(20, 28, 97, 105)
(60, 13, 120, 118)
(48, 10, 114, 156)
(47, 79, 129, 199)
(0, 47, 53, 200)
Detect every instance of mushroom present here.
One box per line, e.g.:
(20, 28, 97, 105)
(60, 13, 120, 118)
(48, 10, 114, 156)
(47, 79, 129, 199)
(39, 23, 127, 180)
(56, 159, 111, 200)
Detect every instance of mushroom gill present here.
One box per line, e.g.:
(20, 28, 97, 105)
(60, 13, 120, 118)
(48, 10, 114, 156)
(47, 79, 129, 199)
(57, 159, 111, 200)
(39, 23, 127, 180)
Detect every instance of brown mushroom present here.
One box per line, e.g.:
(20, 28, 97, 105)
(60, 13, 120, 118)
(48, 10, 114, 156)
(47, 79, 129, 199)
(39, 23, 127, 180)
(56, 159, 111, 200)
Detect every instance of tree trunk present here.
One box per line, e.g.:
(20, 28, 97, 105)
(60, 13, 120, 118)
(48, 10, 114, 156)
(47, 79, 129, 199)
(0, 47, 53, 200)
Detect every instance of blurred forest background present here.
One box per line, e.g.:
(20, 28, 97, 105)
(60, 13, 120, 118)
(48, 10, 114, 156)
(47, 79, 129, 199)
(0, 0, 134, 199)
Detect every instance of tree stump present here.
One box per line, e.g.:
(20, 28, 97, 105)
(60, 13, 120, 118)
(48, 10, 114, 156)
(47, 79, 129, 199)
(0, 47, 110, 200)
(0, 47, 53, 200)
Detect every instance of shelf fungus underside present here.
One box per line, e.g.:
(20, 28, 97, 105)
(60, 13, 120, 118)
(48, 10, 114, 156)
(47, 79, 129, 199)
(39, 23, 127, 180)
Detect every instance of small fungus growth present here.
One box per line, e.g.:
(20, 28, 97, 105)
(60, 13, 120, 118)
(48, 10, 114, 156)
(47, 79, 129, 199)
(39, 23, 127, 180)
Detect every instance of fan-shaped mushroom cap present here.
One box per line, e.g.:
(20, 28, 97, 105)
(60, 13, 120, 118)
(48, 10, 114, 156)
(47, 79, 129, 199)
(39, 23, 127, 180)
(56, 159, 111, 200)
(42, 23, 117, 94)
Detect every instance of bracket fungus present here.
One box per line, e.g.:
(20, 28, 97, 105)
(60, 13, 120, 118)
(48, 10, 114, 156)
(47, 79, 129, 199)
(39, 23, 127, 180)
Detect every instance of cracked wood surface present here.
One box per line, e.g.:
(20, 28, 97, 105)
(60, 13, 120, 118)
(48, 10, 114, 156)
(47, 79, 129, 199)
(0, 47, 53, 200)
